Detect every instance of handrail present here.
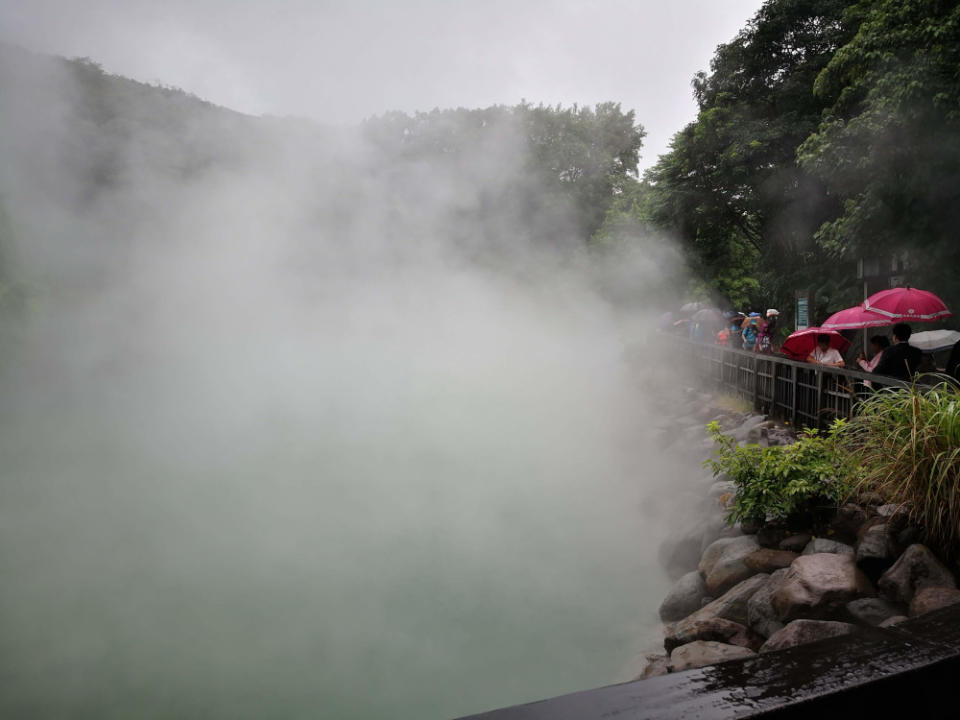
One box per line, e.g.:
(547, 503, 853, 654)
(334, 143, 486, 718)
(672, 337, 914, 429)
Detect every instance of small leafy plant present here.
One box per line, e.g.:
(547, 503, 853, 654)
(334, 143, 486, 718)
(705, 420, 858, 526)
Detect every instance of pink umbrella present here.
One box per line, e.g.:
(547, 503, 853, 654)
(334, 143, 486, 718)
(822, 305, 890, 330)
(863, 287, 952, 322)
(781, 327, 851, 360)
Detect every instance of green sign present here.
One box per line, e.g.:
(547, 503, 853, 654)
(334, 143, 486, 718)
(796, 296, 809, 330)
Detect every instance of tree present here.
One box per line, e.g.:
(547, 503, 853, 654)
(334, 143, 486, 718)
(644, 0, 857, 311)
(798, 0, 960, 311)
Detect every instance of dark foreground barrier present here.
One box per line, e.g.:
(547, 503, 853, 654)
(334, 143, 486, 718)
(458, 604, 960, 719)
(684, 341, 910, 429)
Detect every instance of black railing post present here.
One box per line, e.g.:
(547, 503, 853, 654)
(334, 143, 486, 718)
(815, 369, 825, 429)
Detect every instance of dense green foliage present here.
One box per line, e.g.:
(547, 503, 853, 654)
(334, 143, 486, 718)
(634, 0, 960, 319)
(798, 0, 960, 310)
(643, 0, 855, 310)
(846, 381, 960, 558)
(705, 419, 858, 525)
(361, 102, 645, 247)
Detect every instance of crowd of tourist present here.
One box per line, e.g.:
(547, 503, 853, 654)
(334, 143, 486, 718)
(677, 306, 960, 382)
(715, 309, 779, 353)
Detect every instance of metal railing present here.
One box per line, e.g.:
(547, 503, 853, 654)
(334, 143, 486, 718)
(683, 341, 910, 429)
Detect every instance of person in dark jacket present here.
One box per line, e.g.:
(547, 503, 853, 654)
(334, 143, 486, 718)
(873, 323, 923, 381)
(947, 339, 960, 380)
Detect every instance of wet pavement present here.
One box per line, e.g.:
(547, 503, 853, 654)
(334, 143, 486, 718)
(458, 604, 960, 719)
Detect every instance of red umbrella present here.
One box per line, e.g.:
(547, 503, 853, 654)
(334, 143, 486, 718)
(781, 327, 851, 360)
(822, 305, 890, 330)
(863, 287, 952, 322)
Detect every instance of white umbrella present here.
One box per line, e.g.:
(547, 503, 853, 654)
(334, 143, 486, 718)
(909, 329, 960, 353)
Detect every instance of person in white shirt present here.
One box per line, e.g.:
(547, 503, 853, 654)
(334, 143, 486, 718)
(808, 334, 845, 367)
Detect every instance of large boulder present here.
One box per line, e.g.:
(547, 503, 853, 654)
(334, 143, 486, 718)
(658, 524, 705, 579)
(908, 586, 960, 616)
(698, 515, 743, 554)
(660, 571, 709, 622)
(669, 641, 755, 672)
(638, 654, 670, 679)
(744, 549, 798, 573)
(759, 619, 857, 653)
(669, 574, 771, 648)
(878, 544, 956, 603)
(876, 504, 911, 533)
(779, 534, 812, 553)
(699, 535, 761, 595)
(845, 597, 904, 626)
(772, 553, 874, 622)
(664, 617, 758, 653)
(879, 615, 908, 628)
(802, 538, 854, 556)
(855, 523, 897, 580)
(747, 568, 789, 638)
(830, 504, 869, 542)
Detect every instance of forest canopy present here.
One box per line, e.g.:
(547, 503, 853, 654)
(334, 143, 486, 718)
(632, 0, 960, 322)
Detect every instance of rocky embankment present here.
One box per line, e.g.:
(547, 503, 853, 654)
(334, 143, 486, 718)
(640, 390, 960, 678)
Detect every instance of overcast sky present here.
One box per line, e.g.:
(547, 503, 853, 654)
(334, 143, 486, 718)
(0, 0, 762, 170)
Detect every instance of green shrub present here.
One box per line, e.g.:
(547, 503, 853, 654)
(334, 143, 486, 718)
(705, 420, 858, 526)
(845, 380, 960, 558)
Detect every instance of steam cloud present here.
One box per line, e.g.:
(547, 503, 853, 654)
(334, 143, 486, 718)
(0, 49, 699, 718)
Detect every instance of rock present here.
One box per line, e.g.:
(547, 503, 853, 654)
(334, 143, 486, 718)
(772, 553, 874, 622)
(699, 535, 761, 595)
(660, 571, 710, 622)
(831, 504, 868, 542)
(658, 525, 705, 579)
(779, 534, 812, 553)
(706, 480, 736, 505)
(845, 597, 904, 626)
(855, 523, 896, 580)
(664, 617, 758, 653)
(859, 491, 884, 506)
(739, 519, 760, 535)
(759, 619, 857, 653)
(747, 420, 776, 444)
(878, 615, 908, 628)
(672, 574, 771, 644)
(730, 415, 768, 443)
(878, 544, 956, 603)
(669, 641, 755, 672)
(802, 538, 854, 556)
(744, 549, 798, 573)
(699, 516, 743, 555)
(747, 568, 789, 638)
(638, 654, 670, 679)
(895, 526, 925, 552)
(700, 596, 714, 608)
(765, 428, 796, 447)
(908, 586, 960, 616)
(757, 524, 789, 549)
(876, 504, 910, 533)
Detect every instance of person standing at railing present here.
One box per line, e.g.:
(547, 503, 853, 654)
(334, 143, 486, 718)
(755, 309, 779, 354)
(857, 335, 890, 389)
(873, 323, 922, 381)
(857, 335, 890, 373)
(808, 334, 845, 367)
(741, 313, 761, 351)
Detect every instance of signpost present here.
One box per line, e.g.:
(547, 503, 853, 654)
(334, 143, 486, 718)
(795, 289, 812, 331)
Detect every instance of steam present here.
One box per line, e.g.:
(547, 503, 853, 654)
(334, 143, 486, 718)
(0, 50, 697, 719)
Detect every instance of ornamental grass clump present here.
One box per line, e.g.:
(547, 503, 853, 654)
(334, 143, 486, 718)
(846, 380, 960, 558)
(705, 420, 857, 527)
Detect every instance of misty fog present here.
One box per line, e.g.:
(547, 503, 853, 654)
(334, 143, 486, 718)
(0, 49, 702, 719)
